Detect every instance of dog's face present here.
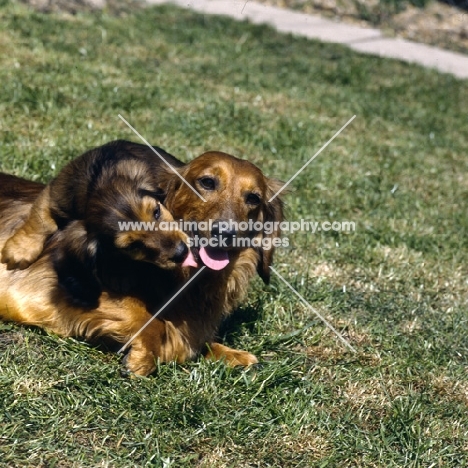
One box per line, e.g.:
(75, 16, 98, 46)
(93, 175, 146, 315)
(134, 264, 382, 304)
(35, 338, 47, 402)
(88, 182, 189, 269)
(164, 152, 285, 282)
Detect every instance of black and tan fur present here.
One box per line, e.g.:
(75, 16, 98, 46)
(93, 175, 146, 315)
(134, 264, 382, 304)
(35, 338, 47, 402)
(1, 141, 189, 307)
(0, 141, 285, 375)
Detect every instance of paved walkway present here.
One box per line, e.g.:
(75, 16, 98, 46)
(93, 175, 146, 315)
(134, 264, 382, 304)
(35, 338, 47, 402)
(148, 0, 468, 79)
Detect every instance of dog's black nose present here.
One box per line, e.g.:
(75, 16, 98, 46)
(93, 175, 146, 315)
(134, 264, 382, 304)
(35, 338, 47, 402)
(211, 220, 237, 244)
(172, 242, 189, 263)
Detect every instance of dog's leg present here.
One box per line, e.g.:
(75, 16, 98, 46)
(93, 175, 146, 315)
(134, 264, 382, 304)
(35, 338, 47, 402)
(121, 320, 167, 376)
(204, 342, 258, 367)
(77, 298, 191, 376)
(1, 185, 57, 269)
(123, 320, 193, 375)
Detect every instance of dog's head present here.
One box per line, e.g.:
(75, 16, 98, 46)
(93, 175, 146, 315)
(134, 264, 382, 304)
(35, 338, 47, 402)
(162, 151, 285, 283)
(87, 176, 190, 269)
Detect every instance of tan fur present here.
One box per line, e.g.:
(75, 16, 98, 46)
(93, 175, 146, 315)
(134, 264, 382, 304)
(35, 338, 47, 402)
(1, 184, 57, 269)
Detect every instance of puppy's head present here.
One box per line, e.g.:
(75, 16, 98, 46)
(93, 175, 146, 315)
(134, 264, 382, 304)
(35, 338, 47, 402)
(163, 152, 285, 283)
(87, 177, 190, 269)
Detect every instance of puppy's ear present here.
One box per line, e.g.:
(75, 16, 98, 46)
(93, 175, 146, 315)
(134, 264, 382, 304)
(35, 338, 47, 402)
(155, 165, 184, 208)
(256, 178, 287, 284)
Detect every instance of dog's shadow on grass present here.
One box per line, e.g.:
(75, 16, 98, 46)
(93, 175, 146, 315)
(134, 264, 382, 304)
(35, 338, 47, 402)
(217, 304, 262, 344)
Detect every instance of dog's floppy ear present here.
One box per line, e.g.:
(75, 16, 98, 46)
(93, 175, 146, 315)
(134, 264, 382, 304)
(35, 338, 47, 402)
(256, 178, 287, 284)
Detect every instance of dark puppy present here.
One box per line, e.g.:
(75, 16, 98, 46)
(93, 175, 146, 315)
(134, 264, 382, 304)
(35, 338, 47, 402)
(1, 141, 190, 307)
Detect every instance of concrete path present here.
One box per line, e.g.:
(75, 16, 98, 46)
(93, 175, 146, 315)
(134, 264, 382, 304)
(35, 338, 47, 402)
(147, 0, 468, 79)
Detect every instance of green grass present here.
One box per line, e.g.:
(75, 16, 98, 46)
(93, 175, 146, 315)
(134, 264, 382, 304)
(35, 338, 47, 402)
(0, 1, 467, 466)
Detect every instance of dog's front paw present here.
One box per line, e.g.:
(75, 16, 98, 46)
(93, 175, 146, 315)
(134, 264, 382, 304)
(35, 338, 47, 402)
(120, 320, 191, 376)
(204, 342, 258, 367)
(1, 232, 44, 270)
(122, 347, 157, 376)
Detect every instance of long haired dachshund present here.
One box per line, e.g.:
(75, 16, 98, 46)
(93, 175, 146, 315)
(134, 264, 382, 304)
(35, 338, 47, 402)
(0, 141, 285, 375)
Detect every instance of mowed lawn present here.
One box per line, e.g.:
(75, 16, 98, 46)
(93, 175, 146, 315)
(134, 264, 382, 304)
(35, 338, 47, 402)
(0, 1, 467, 466)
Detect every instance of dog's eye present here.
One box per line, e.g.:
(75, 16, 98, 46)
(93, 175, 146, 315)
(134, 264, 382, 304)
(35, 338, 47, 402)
(246, 193, 261, 206)
(198, 177, 216, 191)
(154, 204, 161, 220)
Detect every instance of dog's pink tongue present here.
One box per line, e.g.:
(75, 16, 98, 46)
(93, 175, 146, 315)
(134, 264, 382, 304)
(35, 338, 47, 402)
(182, 249, 198, 268)
(199, 246, 230, 270)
